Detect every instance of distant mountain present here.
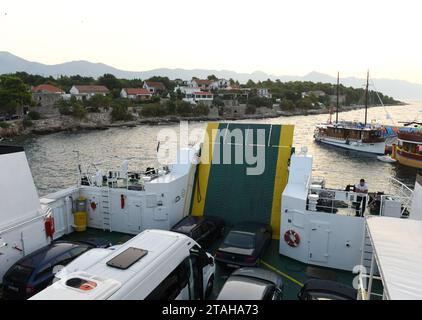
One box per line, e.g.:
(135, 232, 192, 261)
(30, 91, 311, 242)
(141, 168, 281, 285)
(1, 51, 422, 101)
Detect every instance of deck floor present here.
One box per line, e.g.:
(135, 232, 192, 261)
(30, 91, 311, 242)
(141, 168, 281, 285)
(62, 228, 360, 300)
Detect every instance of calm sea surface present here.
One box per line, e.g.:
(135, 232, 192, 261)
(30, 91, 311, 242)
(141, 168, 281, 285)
(5, 102, 422, 196)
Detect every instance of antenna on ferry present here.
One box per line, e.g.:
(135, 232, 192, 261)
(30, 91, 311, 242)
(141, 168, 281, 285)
(336, 72, 339, 124)
(364, 70, 369, 126)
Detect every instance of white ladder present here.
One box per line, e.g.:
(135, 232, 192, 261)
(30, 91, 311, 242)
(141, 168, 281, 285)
(101, 188, 112, 231)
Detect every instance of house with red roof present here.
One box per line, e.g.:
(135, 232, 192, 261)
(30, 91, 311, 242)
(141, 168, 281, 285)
(189, 79, 212, 91)
(120, 88, 152, 101)
(142, 81, 166, 95)
(69, 85, 109, 100)
(31, 84, 65, 109)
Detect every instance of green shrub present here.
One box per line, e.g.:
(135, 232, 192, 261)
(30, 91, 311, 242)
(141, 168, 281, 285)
(111, 102, 133, 121)
(0, 121, 10, 128)
(140, 103, 168, 117)
(72, 103, 87, 119)
(193, 103, 210, 116)
(176, 101, 193, 116)
(22, 117, 33, 127)
(27, 110, 41, 120)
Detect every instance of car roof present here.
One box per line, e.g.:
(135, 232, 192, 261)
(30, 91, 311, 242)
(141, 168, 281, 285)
(231, 267, 282, 287)
(302, 279, 357, 299)
(231, 221, 269, 233)
(171, 216, 204, 233)
(217, 275, 271, 300)
(18, 242, 86, 268)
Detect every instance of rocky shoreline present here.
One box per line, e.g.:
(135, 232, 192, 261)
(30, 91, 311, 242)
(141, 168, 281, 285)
(0, 103, 404, 139)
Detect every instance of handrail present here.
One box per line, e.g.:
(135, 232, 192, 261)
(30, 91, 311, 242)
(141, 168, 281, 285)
(0, 208, 51, 235)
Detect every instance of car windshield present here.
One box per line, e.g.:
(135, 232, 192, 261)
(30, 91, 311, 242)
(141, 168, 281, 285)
(224, 232, 255, 249)
(6, 264, 34, 283)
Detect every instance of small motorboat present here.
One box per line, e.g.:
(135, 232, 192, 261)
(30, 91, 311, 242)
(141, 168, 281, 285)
(377, 155, 397, 163)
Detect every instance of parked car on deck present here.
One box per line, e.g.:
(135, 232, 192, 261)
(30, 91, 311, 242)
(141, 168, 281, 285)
(171, 215, 225, 248)
(215, 221, 272, 268)
(297, 279, 357, 300)
(2, 239, 110, 300)
(217, 267, 283, 300)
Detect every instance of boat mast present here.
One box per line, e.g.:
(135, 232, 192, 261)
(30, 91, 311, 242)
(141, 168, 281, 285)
(364, 70, 369, 126)
(336, 72, 339, 123)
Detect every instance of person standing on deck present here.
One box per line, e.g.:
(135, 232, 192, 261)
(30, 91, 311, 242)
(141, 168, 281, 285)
(355, 179, 368, 216)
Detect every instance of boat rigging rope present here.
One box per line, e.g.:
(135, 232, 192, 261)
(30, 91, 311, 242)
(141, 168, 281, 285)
(370, 78, 396, 126)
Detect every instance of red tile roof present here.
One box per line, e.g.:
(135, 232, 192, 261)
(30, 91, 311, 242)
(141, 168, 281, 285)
(124, 88, 151, 95)
(74, 85, 109, 93)
(144, 81, 166, 90)
(32, 84, 64, 94)
(195, 79, 212, 85)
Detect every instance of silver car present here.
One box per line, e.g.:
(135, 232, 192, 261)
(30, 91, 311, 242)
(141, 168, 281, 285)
(217, 267, 283, 300)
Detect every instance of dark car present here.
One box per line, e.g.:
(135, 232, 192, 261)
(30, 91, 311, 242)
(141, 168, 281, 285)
(215, 221, 272, 267)
(297, 279, 357, 300)
(171, 215, 225, 248)
(2, 239, 110, 300)
(217, 267, 283, 300)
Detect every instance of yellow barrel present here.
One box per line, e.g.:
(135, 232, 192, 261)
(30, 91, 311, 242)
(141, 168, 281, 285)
(74, 196, 88, 232)
(74, 211, 87, 232)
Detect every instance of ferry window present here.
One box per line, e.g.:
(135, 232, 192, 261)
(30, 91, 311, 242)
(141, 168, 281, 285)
(145, 261, 189, 300)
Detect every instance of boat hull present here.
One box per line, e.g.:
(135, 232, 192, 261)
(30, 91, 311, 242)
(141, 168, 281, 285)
(315, 136, 386, 155)
(393, 148, 422, 169)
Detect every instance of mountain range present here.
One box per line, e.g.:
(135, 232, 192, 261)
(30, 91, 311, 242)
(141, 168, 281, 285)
(1, 51, 421, 101)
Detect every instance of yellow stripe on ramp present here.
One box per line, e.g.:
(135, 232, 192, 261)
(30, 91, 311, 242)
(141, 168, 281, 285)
(191, 122, 220, 216)
(261, 260, 304, 287)
(270, 124, 294, 239)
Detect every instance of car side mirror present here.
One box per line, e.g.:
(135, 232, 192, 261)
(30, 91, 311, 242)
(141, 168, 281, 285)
(208, 256, 214, 266)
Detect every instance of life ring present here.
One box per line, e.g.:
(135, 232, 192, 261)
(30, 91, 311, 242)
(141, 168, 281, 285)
(284, 229, 300, 247)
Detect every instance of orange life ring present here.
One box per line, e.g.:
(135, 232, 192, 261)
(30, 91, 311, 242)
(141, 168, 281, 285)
(284, 229, 300, 247)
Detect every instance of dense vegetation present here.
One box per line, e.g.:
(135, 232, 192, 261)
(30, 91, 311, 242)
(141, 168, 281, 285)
(0, 72, 402, 119)
(242, 79, 401, 109)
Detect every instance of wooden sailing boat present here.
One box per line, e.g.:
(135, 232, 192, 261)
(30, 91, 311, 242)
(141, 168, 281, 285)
(314, 71, 386, 154)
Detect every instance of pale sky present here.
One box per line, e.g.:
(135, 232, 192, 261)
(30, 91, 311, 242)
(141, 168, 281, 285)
(1, 0, 422, 83)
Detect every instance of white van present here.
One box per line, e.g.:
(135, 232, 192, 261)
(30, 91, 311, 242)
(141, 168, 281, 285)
(30, 229, 215, 300)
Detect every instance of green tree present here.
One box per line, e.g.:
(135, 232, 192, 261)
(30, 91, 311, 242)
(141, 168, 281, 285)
(207, 74, 218, 81)
(281, 98, 295, 110)
(97, 74, 121, 91)
(85, 94, 112, 112)
(0, 75, 32, 115)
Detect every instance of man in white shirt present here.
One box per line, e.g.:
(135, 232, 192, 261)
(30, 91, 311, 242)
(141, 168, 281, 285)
(355, 178, 368, 216)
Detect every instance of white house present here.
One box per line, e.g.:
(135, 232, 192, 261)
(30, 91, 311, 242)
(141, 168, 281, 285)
(188, 79, 212, 91)
(301, 90, 326, 99)
(69, 85, 109, 100)
(183, 91, 214, 106)
(257, 88, 272, 99)
(120, 88, 152, 101)
(143, 81, 166, 95)
(174, 86, 198, 95)
(209, 79, 230, 90)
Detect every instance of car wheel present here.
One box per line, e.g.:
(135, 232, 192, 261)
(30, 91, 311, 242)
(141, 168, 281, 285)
(205, 275, 214, 298)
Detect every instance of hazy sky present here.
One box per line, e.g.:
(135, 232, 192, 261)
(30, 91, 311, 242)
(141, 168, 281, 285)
(1, 0, 422, 83)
